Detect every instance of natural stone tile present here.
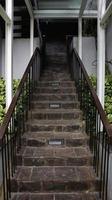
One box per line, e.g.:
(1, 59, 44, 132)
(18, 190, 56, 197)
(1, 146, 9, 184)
(31, 194, 54, 200)
(34, 148, 54, 157)
(17, 167, 32, 181)
(18, 181, 41, 192)
(24, 148, 35, 157)
(54, 167, 78, 181)
(31, 167, 54, 181)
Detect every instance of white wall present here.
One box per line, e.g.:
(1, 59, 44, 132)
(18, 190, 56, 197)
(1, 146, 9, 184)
(0, 37, 96, 79)
(73, 37, 97, 75)
(0, 29, 2, 75)
(106, 15, 112, 73)
(1, 38, 40, 79)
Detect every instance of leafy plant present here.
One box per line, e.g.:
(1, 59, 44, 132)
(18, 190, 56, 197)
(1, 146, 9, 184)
(90, 75, 112, 123)
(0, 78, 20, 125)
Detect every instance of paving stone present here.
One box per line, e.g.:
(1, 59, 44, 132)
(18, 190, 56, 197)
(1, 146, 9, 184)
(29, 109, 82, 120)
(11, 192, 99, 200)
(37, 81, 75, 87)
(31, 101, 80, 109)
(11, 166, 99, 192)
(17, 146, 92, 166)
(33, 94, 78, 101)
(36, 87, 76, 94)
(21, 131, 89, 147)
(26, 119, 85, 133)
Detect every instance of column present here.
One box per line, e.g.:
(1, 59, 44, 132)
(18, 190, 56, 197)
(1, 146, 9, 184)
(5, 0, 13, 109)
(30, 17, 34, 57)
(78, 17, 82, 59)
(97, 0, 106, 107)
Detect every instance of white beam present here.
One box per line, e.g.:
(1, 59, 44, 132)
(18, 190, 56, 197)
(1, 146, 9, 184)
(79, 0, 88, 17)
(24, 0, 33, 18)
(38, 1, 80, 10)
(30, 17, 34, 57)
(34, 0, 42, 47)
(97, 0, 106, 107)
(78, 18, 82, 59)
(34, 10, 97, 19)
(100, 1, 112, 28)
(5, 0, 13, 109)
(0, 4, 11, 24)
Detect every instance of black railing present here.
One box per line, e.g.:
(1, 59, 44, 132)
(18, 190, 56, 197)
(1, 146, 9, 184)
(67, 36, 112, 200)
(0, 46, 42, 200)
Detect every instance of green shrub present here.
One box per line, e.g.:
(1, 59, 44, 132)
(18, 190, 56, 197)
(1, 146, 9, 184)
(90, 75, 112, 123)
(0, 78, 19, 125)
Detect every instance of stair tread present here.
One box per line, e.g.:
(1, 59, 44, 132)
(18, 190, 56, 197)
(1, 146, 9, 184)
(31, 100, 79, 104)
(12, 166, 97, 182)
(18, 146, 92, 158)
(23, 131, 88, 139)
(27, 119, 84, 125)
(12, 192, 99, 200)
(30, 108, 82, 113)
(34, 93, 77, 96)
(37, 81, 74, 83)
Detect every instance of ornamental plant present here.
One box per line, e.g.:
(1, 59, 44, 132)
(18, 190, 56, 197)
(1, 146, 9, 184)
(0, 78, 19, 125)
(90, 75, 112, 123)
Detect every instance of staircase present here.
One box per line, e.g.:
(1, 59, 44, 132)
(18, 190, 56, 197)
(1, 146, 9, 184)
(11, 40, 99, 200)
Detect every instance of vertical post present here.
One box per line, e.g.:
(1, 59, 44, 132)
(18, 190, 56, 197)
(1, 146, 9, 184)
(5, 0, 13, 109)
(30, 17, 34, 57)
(78, 17, 82, 59)
(97, 0, 106, 107)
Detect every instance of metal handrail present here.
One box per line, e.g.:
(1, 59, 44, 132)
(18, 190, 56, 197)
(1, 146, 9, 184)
(73, 47, 112, 140)
(0, 46, 42, 200)
(67, 36, 112, 200)
(0, 48, 40, 140)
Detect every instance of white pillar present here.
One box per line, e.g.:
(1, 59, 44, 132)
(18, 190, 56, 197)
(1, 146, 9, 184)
(5, 0, 13, 110)
(78, 17, 82, 59)
(30, 17, 34, 57)
(97, 0, 106, 107)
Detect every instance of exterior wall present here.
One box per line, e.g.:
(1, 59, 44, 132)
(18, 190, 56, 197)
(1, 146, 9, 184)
(106, 15, 112, 73)
(0, 29, 2, 75)
(73, 37, 97, 75)
(1, 38, 40, 79)
(0, 37, 96, 79)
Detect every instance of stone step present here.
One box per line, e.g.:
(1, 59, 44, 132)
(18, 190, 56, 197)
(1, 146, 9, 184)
(36, 87, 76, 94)
(29, 109, 82, 120)
(26, 119, 85, 133)
(31, 101, 80, 109)
(11, 166, 99, 193)
(41, 72, 70, 76)
(40, 76, 70, 81)
(42, 69, 68, 73)
(33, 94, 78, 101)
(11, 192, 99, 200)
(17, 146, 93, 166)
(41, 75, 71, 79)
(37, 81, 75, 87)
(22, 132, 89, 147)
(40, 78, 71, 81)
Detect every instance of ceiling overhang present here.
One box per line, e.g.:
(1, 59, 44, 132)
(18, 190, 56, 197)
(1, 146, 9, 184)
(34, 10, 97, 19)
